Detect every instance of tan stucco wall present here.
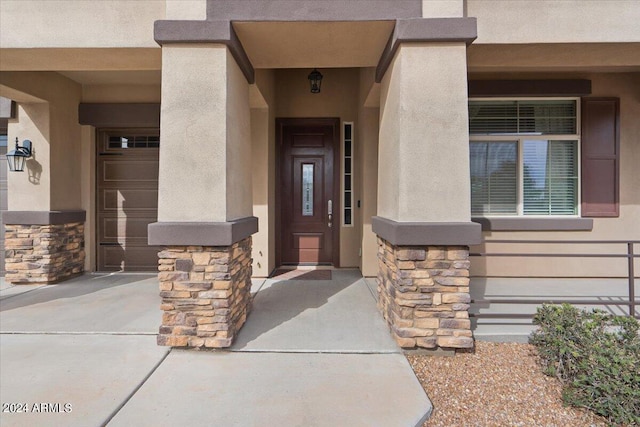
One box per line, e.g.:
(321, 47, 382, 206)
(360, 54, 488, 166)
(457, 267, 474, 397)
(81, 85, 161, 103)
(422, 0, 463, 18)
(358, 68, 380, 277)
(0, 0, 164, 48)
(6, 103, 50, 210)
(469, 72, 640, 278)
(378, 43, 472, 222)
(275, 68, 361, 268)
(468, 0, 640, 44)
(1, 72, 83, 211)
(225, 51, 253, 221)
(158, 45, 227, 222)
(80, 125, 96, 272)
(166, 0, 206, 20)
(468, 43, 640, 74)
(251, 70, 276, 277)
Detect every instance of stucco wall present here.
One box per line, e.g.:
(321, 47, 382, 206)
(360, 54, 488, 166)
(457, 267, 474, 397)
(158, 45, 251, 223)
(158, 45, 227, 222)
(80, 125, 96, 272)
(422, 0, 463, 17)
(81, 85, 161, 103)
(225, 50, 252, 221)
(275, 68, 361, 268)
(1, 71, 82, 211)
(378, 43, 472, 222)
(251, 70, 276, 277)
(468, 0, 640, 44)
(166, 0, 206, 20)
(7, 103, 51, 210)
(358, 68, 380, 277)
(0, 0, 164, 48)
(470, 72, 640, 278)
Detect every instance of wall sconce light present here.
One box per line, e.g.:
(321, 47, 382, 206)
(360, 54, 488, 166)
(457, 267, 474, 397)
(308, 68, 323, 94)
(7, 137, 32, 172)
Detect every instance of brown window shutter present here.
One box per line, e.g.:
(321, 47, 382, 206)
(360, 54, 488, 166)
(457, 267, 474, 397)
(581, 98, 620, 217)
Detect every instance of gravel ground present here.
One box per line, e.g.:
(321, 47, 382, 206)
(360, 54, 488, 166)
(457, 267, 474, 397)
(407, 342, 608, 427)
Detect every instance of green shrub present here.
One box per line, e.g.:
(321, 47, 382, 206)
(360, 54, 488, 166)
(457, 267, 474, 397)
(530, 304, 640, 426)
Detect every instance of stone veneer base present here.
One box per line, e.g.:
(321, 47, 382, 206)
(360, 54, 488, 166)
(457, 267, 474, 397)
(157, 237, 252, 348)
(377, 237, 473, 350)
(4, 222, 85, 284)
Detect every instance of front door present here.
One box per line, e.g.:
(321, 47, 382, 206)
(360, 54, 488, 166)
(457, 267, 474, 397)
(278, 118, 340, 265)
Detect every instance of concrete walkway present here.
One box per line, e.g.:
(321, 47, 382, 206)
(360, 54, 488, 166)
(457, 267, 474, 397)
(0, 270, 431, 427)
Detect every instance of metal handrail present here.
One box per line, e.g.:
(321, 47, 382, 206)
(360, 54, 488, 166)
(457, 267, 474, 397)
(469, 240, 639, 319)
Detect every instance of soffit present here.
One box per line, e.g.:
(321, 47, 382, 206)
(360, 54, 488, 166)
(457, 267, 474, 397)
(59, 70, 161, 85)
(0, 48, 161, 72)
(233, 21, 395, 69)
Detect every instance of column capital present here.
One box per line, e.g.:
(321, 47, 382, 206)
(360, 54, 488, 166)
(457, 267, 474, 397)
(148, 217, 258, 246)
(376, 17, 477, 82)
(372, 216, 482, 246)
(154, 19, 254, 83)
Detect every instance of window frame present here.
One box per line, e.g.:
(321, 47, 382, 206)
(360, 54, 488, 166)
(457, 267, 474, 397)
(469, 97, 582, 218)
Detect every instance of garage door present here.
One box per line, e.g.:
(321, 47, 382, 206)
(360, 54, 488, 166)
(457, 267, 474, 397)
(97, 130, 161, 271)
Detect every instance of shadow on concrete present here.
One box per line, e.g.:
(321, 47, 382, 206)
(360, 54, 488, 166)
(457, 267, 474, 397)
(0, 273, 155, 312)
(232, 269, 399, 353)
(233, 277, 350, 349)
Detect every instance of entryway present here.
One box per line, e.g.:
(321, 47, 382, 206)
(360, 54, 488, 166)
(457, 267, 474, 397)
(276, 118, 340, 266)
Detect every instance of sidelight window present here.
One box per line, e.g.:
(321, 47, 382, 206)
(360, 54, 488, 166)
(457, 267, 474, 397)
(343, 122, 354, 226)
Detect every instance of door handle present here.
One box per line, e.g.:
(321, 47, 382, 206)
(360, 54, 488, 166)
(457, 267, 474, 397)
(328, 200, 332, 228)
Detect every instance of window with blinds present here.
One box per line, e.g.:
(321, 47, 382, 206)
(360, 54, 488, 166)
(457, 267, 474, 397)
(469, 98, 579, 217)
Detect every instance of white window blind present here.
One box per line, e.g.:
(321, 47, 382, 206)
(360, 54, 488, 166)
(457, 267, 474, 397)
(470, 142, 517, 215)
(469, 100, 577, 135)
(523, 140, 578, 215)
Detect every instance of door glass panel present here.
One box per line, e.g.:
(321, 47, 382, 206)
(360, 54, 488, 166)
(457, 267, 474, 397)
(302, 164, 314, 216)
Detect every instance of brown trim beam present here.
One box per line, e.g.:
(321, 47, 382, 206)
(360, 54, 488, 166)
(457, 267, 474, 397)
(154, 20, 254, 83)
(3, 210, 86, 225)
(207, 0, 422, 21)
(148, 217, 258, 246)
(472, 217, 594, 232)
(79, 103, 160, 128)
(376, 18, 477, 83)
(372, 216, 482, 246)
(468, 79, 592, 97)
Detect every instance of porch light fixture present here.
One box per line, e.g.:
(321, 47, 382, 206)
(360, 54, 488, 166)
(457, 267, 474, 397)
(7, 137, 32, 172)
(308, 68, 323, 94)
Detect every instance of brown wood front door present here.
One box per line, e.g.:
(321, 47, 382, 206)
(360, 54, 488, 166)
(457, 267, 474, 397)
(278, 118, 340, 265)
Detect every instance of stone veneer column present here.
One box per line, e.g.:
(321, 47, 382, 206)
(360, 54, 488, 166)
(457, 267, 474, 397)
(3, 211, 86, 284)
(374, 19, 480, 350)
(377, 237, 472, 349)
(5, 223, 85, 284)
(152, 21, 257, 348)
(157, 237, 252, 348)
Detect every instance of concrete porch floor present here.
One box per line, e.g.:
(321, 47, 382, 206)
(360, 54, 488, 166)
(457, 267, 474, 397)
(0, 270, 431, 427)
